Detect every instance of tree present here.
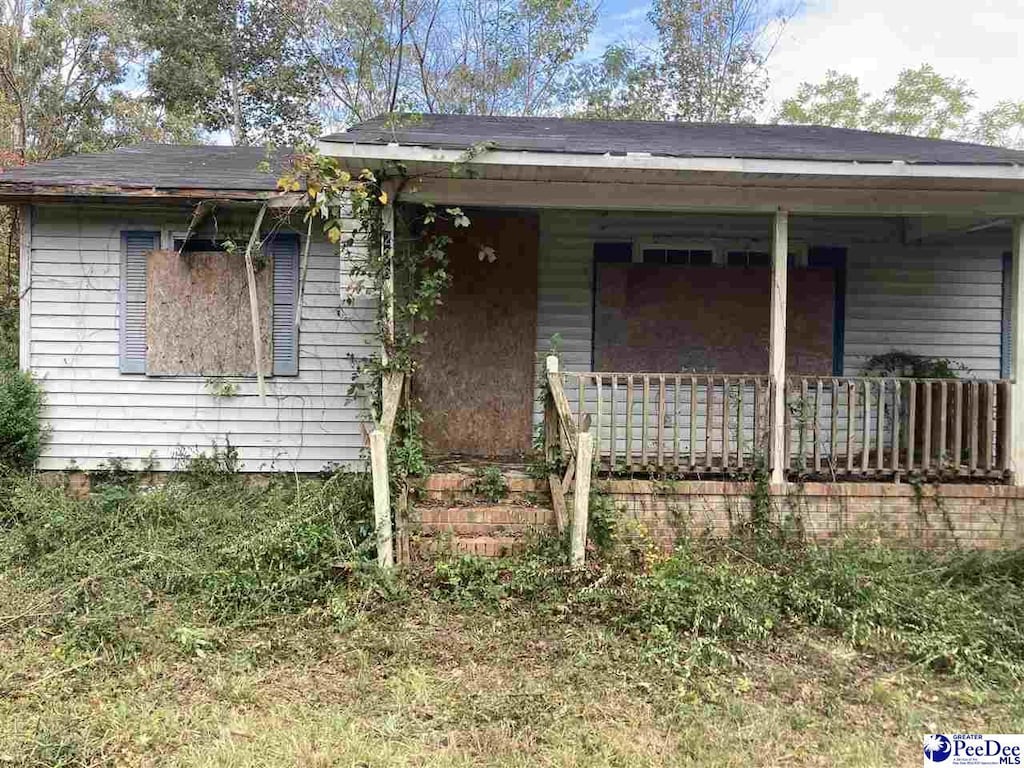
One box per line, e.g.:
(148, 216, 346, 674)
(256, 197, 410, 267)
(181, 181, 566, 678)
(289, 0, 598, 124)
(651, 0, 778, 122)
(0, 0, 148, 161)
(772, 70, 868, 130)
(124, 0, 324, 145)
(777, 64, 1024, 148)
(563, 0, 791, 123)
(561, 43, 665, 121)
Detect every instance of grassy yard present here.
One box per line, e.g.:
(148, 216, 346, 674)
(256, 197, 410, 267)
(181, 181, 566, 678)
(1, 471, 1023, 766)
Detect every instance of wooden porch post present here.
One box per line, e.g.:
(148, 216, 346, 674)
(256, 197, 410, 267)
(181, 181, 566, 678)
(1010, 220, 1024, 483)
(769, 210, 789, 485)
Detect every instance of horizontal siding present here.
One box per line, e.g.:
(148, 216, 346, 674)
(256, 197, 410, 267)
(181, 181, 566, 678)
(28, 204, 374, 473)
(535, 210, 1010, 426)
(843, 245, 1006, 378)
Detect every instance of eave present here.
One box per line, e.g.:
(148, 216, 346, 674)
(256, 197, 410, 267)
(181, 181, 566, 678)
(320, 140, 1024, 217)
(0, 183, 302, 207)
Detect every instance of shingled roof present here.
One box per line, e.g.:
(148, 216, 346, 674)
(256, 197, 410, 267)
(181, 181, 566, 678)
(328, 114, 1024, 166)
(4, 115, 1024, 202)
(0, 144, 290, 199)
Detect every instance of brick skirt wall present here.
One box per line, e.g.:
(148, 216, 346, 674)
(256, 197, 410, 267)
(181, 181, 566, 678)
(413, 473, 1024, 554)
(604, 481, 1024, 550)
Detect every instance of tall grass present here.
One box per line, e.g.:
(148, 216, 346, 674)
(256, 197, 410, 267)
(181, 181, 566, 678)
(0, 470, 376, 660)
(2, 470, 1024, 683)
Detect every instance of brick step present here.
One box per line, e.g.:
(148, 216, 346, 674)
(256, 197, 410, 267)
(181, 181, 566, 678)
(414, 471, 551, 506)
(415, 504, 556, 536)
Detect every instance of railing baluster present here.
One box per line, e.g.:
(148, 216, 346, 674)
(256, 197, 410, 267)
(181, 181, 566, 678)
(798, 378, 808, 472)
(922, 380, 932, 472)
(983, 381, 995, 472)
(829, 378, 838, 474)
(938, 381, 948, 470)
(786, 380, 794, 475)
(999, 380, 1012, 472)
(953, 381, 963, 474)
(968, 381, 979, 473)
(891, 380, 901, 474)
(705, 375, 714, 471)
(609, 375, 618, 471)
(641, 375, 649, 468)
(861, 380, 871, 473)
(595, 374, 603, 466)
(753, 378, 763, 464)
(737, 378, 745, 470)
(576, 373, 584, 432)
(673, 375, 681, 472)
(626, 375, 634, 471)
(846, 381, 856, 473)
(657, 375, 666, 469)
(722, 376, 731, 469)
(907, 381, 917, 472)
(689, 376, 697, 470)
(875, 379, 885, 472)
(813, 379, 822, 472)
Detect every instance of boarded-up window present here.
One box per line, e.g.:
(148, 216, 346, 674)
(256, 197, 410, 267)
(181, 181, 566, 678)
(594, 261, 835, 375)
(146, 248, 273, 376)
(118, 232, 300, 376)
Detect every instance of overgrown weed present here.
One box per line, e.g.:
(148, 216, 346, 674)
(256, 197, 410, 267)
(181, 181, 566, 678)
(2, 473, 1024, 684)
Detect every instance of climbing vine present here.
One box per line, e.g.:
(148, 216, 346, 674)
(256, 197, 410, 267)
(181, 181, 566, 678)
(278, 149, 480, 477)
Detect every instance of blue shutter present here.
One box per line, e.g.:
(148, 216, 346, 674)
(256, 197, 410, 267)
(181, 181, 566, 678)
(120, 231, 159, 374)
(270, 234, 300, 376)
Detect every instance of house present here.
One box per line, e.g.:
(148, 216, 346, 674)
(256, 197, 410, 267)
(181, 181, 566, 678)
(6, 115, 1024, 553)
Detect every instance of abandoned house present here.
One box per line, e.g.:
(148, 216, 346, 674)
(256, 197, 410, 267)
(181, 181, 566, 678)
(6, 114, 1024, 553)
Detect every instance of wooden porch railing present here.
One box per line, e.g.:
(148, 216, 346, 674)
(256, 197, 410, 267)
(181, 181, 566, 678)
(555, 372, 772, 473)
(543, 367, 1012, 481)
(785, 377, 1011, 479)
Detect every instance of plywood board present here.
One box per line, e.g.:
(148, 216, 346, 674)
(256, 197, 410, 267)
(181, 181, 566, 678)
(146, 249, 273, 376)
(416, 212, 539, 457)
(595, 264, 833, 375)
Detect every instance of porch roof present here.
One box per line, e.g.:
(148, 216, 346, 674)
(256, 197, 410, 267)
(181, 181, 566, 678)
(326, 114, 1024, 167)
(320, 115, 1024, 216)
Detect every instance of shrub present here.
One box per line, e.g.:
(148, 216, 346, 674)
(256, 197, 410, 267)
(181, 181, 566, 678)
(0, 368, 45, 471)
(0, 302, 16, 372)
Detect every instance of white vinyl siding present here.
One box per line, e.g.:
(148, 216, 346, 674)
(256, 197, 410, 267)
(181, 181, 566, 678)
(27, 204, 374, 473)
(843, 245, 1005, 378)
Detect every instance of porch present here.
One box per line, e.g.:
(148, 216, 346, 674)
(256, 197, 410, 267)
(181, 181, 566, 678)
(410, 207, 1020, 485)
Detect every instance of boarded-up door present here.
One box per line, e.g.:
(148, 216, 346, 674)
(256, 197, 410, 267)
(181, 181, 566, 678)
(416, 212, 539, 457)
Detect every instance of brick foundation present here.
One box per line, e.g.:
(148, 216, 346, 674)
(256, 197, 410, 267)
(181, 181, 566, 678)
(412, 473, 1024, 554)
(42, 469, 1024, 555)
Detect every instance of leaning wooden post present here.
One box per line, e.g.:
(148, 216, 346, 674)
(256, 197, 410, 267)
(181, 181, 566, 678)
(571, 420, 593, 567)
(1010, 220, 1024, 483)
(243, 203, 268, 400)
(369, 191, 398, 568)
(545, 355, 566, 531)
(369, 429, 393, 568)
(769, 209, 789, 485)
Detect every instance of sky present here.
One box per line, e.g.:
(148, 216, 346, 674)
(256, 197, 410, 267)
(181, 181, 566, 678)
(588, 0, 1024, 119)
